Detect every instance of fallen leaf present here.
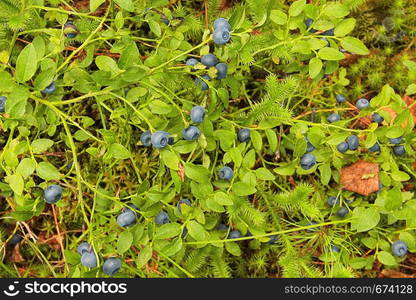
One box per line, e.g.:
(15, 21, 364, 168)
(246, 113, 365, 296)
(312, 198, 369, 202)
(341, 160, 380, 196)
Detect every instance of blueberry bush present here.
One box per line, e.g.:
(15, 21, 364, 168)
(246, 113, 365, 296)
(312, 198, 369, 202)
(0, 0, 415, 278)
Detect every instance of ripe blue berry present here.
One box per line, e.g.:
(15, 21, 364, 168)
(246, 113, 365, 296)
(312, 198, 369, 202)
(190, 106, 205, 123)
(213, 28, 230, 45)
(237, 128, 250, 142)
(336, 206, 349, 218)
(267, 235, 278, 245)
(151, 131, 170, 149)
(42, 82, 56, 95)
(77, 242, 92, 255)
(322, 28, 335, 36)
(161, 17, 169, 25)
(356, 98, 369, 110)
(140, 131, 152, 147)
(305, 137, 315, 153)
(335, 94, 346, 103)
(201, 54, 218, 67)
(228, 230, 242, 239)
(327, 113, 341, 123)
(300, 153, 316, 170)
(217, 223, 228, 231)
(393, 145, 405, 156)
(155, 211, 170, 225)
(44, 184, 63, 204)
(219, 166, 233, 180)
(177, 198, 192, 214)
(81, 251, 97, 268)
(391, 240, 408, 257)
(368, 142, 380, 152)
(182, 126, 201, 140)
(117, 210, 136, 227)
(214, 18, 231, 31)
(215, 63, 228, 79)
(327, 196, 340, 207)
(0, 96, 6, 112)
(372, 113, 384, 124)
(186, 58, 199, 67)
(64, 22, 78, 38)
(330, 245, 340, 252)
(103, 258, 122, 276)
(195, 75, 211, 91)
(389, 136, 403, 144)
(337, 141, 349, 153)
(346, 135, 359, 150)
(9, 234, 23, 245)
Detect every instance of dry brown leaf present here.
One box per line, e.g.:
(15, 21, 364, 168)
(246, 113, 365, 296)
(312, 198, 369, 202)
(380, 269, 415, 278)
(341, 161, 380, 196)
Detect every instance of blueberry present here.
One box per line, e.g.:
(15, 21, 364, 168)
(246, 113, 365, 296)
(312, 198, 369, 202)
(81, 251, 97, 268)
(213, 28, 230, 45)
(335, 94, 346, 103)
(368, 142, 380, 152)
(186, 58, 199, 67)
(201, 54, 218, 67)
(195, 75, 211, 91)
(190, 106, 205, 123)
(219, 166, 233, 180)
(304, 18, 317, 33)
(155, 211, 170, 225)
(181, 227, 188, 238)
(267, 235, 278, 245)
(77, 242, 92, 255)
(215, 63, 228, 79)
(237, 128, 250, 142)
(372, 113, 384, 124)
(44, 184, 63, 204)
(122, 203, 139, 214)
(103, 258, 122, 276)
(322, 28, 335, 36)
(330, 245, 340, 252)
(214, 18, 231, 31)
(391, 240, 408, 257)
(389, 136, 403, 144)
(177, 198, 192, 214)
(327, 113, 341, 123)
(161, 17, 170, 25)
(9, 234, 23, 245)
(300, 153, 316, 170)
(182, 126, 201, 140)
(228, 230, 242, 239)
(346, 135, 359, 150)
(336, 206, 349, 218)
(42, 82, 56, 95)
(327, 196, 340, 207)
(117, 210, 136, 227)
(305, 137, 315, 153)
(140, 131, 152, 147)
(393, 145, 405, 156)
(0, 96, 6, 113)
(168, 137, 175, 145)
(217, 223, 228, 231)
(151, 131, 170, 149)
(64, 22, 78, 38)
(356, 98, 369, 110)
(337, 141, 349, 153)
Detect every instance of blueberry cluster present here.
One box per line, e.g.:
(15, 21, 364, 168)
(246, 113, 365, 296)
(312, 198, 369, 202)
(77, 242, 122, 275)
(187, 53, 228, 91)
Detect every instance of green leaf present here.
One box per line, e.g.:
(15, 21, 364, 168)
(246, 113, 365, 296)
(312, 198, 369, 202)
(318, 163, 331, 185)
(391, 171, 410, 182)
(340, 37, 369, 55)
(36, 162, 61, 181)
(108, 143, 131, 160)
(184, 163, 210, 183)
(154, 223, 182, 240)
(213, 191, 234, 206)
(90, 0, 105, 12)
(255, 168, 275, 181)
(289, 0, 306, 16)
(250, 130, 263, 151)
(351, 207, 380, 232)
(6, 173, 24, 195)
(232, 181, 256, 196)
(160, 149, 179, 170)
(161, 238, 183, 256)
(274, 163, 295, 176)
(15, 43, 38, 83)
(137, 245, 152, 267)
(95, 56, 121, 75)
(309, 57, 322, 78)
(323, 4, 349, 18)
(317, 48, 345, 61)
(377, 251, 397, 266)
(225, 242, 242, 256)
(187, 221, 208, 241)
(270, 10, 287, 25)
(117, 231, 133, 254)
(16, 158, 36, 179)
(148, 20, 161, 37)
(31, 139, 54, 154)
(334, 18, 356, 37)
(113, 0, 134, 12)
